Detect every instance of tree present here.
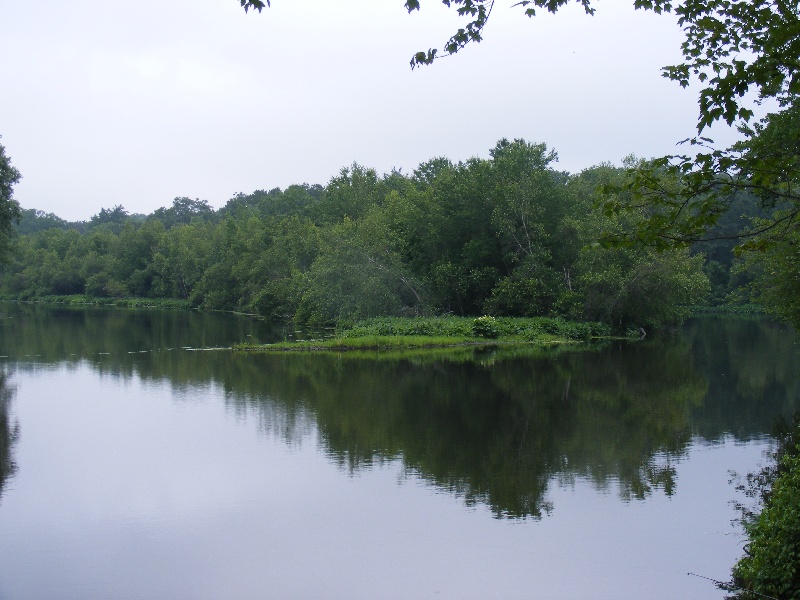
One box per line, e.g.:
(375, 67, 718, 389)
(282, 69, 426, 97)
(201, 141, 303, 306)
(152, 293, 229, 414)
(88, 205, 129, 233)
(14, 209, 70, 235)
(740, 221, 800, 328)
(236, 0, 800, 265)
(598, 100, 800, 251)
(239, 0, 268, 12)
(569, 165, 709, 330)
(295, 212, 426, 325)
(150, 197, 213, 230)
(394, 0, 800, 260)
(0, 139, 22, 261)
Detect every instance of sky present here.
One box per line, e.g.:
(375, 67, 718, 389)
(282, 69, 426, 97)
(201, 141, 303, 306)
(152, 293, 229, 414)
(1, 0, 745, 222)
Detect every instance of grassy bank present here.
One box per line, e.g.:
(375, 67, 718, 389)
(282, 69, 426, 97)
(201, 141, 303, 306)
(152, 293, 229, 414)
(235, 316, 614, 352)
(690, 303, 767, 316)
(0, 294, 192, 310)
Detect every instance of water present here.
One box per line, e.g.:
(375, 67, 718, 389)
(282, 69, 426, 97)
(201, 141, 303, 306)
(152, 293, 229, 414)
(0, 304, 797, 599)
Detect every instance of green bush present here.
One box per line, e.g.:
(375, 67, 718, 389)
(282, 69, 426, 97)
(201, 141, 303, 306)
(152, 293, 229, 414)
(337, 316, 610, 342)
(732, 416, 800, 600)
(733, 452, 800, 599)
(472, 316, 500, 338)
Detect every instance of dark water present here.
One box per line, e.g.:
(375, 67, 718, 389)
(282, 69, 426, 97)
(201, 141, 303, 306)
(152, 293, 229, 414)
(0, 303, 797, 599)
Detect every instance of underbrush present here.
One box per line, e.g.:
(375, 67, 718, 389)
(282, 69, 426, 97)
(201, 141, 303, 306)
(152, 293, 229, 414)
(12, 294, 192, 310)
(337, 316, 611, 342)
(690, 304, 766, 316)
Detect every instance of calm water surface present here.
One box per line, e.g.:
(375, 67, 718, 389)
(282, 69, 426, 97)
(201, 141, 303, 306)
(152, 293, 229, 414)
(0, 304, 798, 599)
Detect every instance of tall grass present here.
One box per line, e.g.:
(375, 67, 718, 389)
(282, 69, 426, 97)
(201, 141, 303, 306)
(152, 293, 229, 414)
(337, 316, 610, 342)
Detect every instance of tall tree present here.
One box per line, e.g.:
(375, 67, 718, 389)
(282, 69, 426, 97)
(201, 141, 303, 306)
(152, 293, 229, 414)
(239, 0, 799, 250)
(0, 139, 22, 261)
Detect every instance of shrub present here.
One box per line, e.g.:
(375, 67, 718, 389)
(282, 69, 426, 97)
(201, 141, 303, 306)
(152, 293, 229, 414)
(472, 316, 500, 338)
(732, 416, 800, 599)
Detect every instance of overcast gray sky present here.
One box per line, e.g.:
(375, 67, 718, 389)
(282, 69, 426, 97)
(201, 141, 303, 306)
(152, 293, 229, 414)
(1, 0, 742, 222)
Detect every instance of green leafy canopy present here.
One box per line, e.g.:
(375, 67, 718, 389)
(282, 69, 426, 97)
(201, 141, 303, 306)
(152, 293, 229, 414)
(0, 138, 22, 261)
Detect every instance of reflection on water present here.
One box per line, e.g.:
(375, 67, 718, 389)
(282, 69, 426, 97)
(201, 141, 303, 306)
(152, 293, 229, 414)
(0, 304, 797, 519)
(687, 316, 800, 438)
(0, 370, 17, 502)
(0, 304, 798, 599)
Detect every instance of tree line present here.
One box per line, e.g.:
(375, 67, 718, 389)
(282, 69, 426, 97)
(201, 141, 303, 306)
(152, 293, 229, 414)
(1, 139, 722, 332)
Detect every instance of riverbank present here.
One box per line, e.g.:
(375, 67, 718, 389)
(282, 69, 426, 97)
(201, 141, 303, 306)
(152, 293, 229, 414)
(0, 294, 193, 310)
(690, 304, 767, 316)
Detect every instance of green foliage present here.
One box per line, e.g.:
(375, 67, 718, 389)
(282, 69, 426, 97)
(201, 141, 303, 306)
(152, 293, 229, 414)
(690, 304, 766, 316)
(238, 335, 476, 352)
(23, 294, 192, 310)
(484, 276, 551, 316)
(149, 197, 213, 230)
(572, 165, 711, 331)
(0, 138, 712, 331)
(338, 316, 473, 339)
(0, 139, 22, 262)
(338, 316, 610, 342)
(238, 0, 800, 335)
(405, 0, 503, 68)
(597, 102, 800, 253)
(14, 209, 71, 235)
(294, 215, 425, 325)
(733, 453, 800, 599)
(741, 226, 800, 329)
(88, 205, 129, 234)
(471, 315, 499, 338)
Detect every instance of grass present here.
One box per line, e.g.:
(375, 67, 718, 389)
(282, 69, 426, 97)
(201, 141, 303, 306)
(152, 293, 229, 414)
(690, 303, 767, 316)
(5, 294, 193, 310)
(236, 315, 614, 353)
(236, 335, 479, 352)
(339, 315, 609, 340)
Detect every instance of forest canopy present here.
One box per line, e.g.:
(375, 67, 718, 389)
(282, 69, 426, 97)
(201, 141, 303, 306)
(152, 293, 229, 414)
(1, 139, 718, 332)
(0, 140, 22, 261)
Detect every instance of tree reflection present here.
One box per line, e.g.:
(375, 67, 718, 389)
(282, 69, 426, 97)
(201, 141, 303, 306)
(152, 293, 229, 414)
(1, 302, 798, 519)
(686, 316, 800, 439)
(0, 371, 18, 503)
(250, 336, 706, 518)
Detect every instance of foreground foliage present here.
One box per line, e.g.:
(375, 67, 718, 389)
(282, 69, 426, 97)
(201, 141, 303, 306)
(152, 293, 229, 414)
(0, 139, 21, 262)
(732, 416, 800, 600)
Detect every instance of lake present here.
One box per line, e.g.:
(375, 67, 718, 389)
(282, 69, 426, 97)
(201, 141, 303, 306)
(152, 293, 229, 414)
(0, 303, 797, 599)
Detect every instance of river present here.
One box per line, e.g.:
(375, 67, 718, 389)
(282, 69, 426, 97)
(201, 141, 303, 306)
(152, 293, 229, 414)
(0, 303, 797, 599)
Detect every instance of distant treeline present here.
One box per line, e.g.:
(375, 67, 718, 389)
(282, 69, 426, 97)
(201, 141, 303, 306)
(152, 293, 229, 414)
(2, 139, 761, 331)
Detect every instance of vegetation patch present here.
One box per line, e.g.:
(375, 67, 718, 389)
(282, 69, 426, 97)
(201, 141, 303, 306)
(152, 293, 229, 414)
(338, 316, 611, 342)
(236, 335, 480, 352)
(731, 415, 800, 599)
(236, 316, 614, 352)
(0, 140, 716, 333)
(690, 304, 767, 316)
(14, 295, 192, 311)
